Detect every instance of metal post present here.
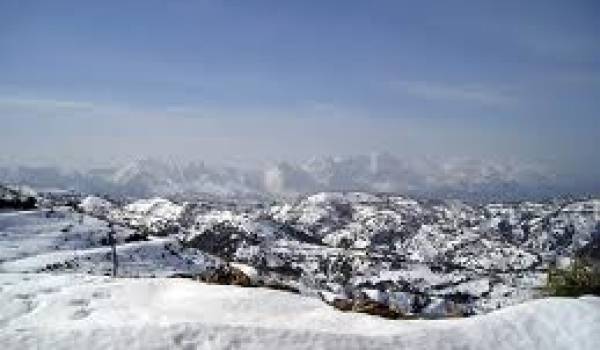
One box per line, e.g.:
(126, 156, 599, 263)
(108, 223, 118, 277)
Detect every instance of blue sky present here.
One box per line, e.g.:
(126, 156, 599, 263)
(0, 1, 599, 179)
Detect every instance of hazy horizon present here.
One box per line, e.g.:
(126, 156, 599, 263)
(1, 1, 599, 193)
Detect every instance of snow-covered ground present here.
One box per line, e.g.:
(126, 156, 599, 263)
(1, 187, 600, 348)
(0, 273, 598, 350)
(0, 208, 217, 277)
(4, 192, 600, 317)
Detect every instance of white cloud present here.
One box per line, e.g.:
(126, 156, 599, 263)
(0, 96, 212, 120)
(0, 97, 98, 114)
(391, 81, 515, 106)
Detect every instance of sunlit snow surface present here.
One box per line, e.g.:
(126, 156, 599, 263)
(0, 273, 598, 349)
(0, 209, 215, 277)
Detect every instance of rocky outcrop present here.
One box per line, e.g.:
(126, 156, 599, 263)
(199, 264, 256, 287)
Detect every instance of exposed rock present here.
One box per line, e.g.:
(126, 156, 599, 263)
(199, 264, 255, 287)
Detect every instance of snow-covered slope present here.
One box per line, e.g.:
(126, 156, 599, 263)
(116, 197, 184, 232)
(1, 190, 599, 348)
(3, 192, 599, 318)
(0, 208, 217, 278)
(0, 273, 598, 350)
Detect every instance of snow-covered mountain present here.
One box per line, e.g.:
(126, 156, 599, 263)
(0, 158, 264, 198)
(264, 154, 559, 200)
(0, 154, 566, 200)
(1, 185, 599, 324)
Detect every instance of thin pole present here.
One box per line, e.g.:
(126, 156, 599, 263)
(108, 223, 118, 277)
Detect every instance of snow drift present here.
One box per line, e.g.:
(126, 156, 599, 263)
(0, 273, 598, 349)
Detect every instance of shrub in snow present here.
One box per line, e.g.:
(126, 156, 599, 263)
(387, 291, 414, 315)
(351, 299, 402, 319)
(359, 289, 388, 304)
(421, 298, 464, 318)
(320, 289, 411, 319)
(546, 259, 600, 297)
(199, 263, 257, 287)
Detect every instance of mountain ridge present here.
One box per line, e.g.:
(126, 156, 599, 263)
(0, 154, 581, 201)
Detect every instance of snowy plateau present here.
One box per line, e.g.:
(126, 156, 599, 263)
(1, 183, 599, 349)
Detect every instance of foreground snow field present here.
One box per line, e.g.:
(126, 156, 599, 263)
(0, 273, 599, 350)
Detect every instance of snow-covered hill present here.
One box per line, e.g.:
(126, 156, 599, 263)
(4, 188, 594, 318)
(0, 273, 598, 350)
(1, 185, 599, 347)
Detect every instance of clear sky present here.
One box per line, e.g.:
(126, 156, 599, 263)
(0, 1, 599, 180)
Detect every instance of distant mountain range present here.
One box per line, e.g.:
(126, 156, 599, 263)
(0, 154, 588, 200)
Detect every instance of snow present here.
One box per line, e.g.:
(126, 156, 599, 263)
(0, 209, 216, 277)
(108, 197, 184, 232)
(319, 290, 344, 304)
(5, 184, 38, 198)
(375, 265, 463, 289)
(1, 190, 600, 348)
(439, 278, 491, 298)
(3, 192, 597, 317)
(2, 189, 600, 348)
(230, 262, 259, 281)
(563, 199, 600, 213)
(305, 192, 371, 205)
(362, 288, 387, 303)
(186, 210, 276, 243)
(79, 196, 112, 216)
(0, 209, 108, 264)
(0, 273, 598, 349)
(556, 256, 573, 269)
(123, 197, 183, 221)
(388, 291, 413, 314)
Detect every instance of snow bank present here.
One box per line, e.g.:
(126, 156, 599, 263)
(1, 273, 598, 349)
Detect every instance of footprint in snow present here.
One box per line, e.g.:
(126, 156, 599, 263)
(91, 289, 111, 299)
(14, 293, 32, 300)
(22, 299, 37, 314)
(39, 287, 60, 294)
(71, 307, 92, 320)
(68, 298, 90, 307)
